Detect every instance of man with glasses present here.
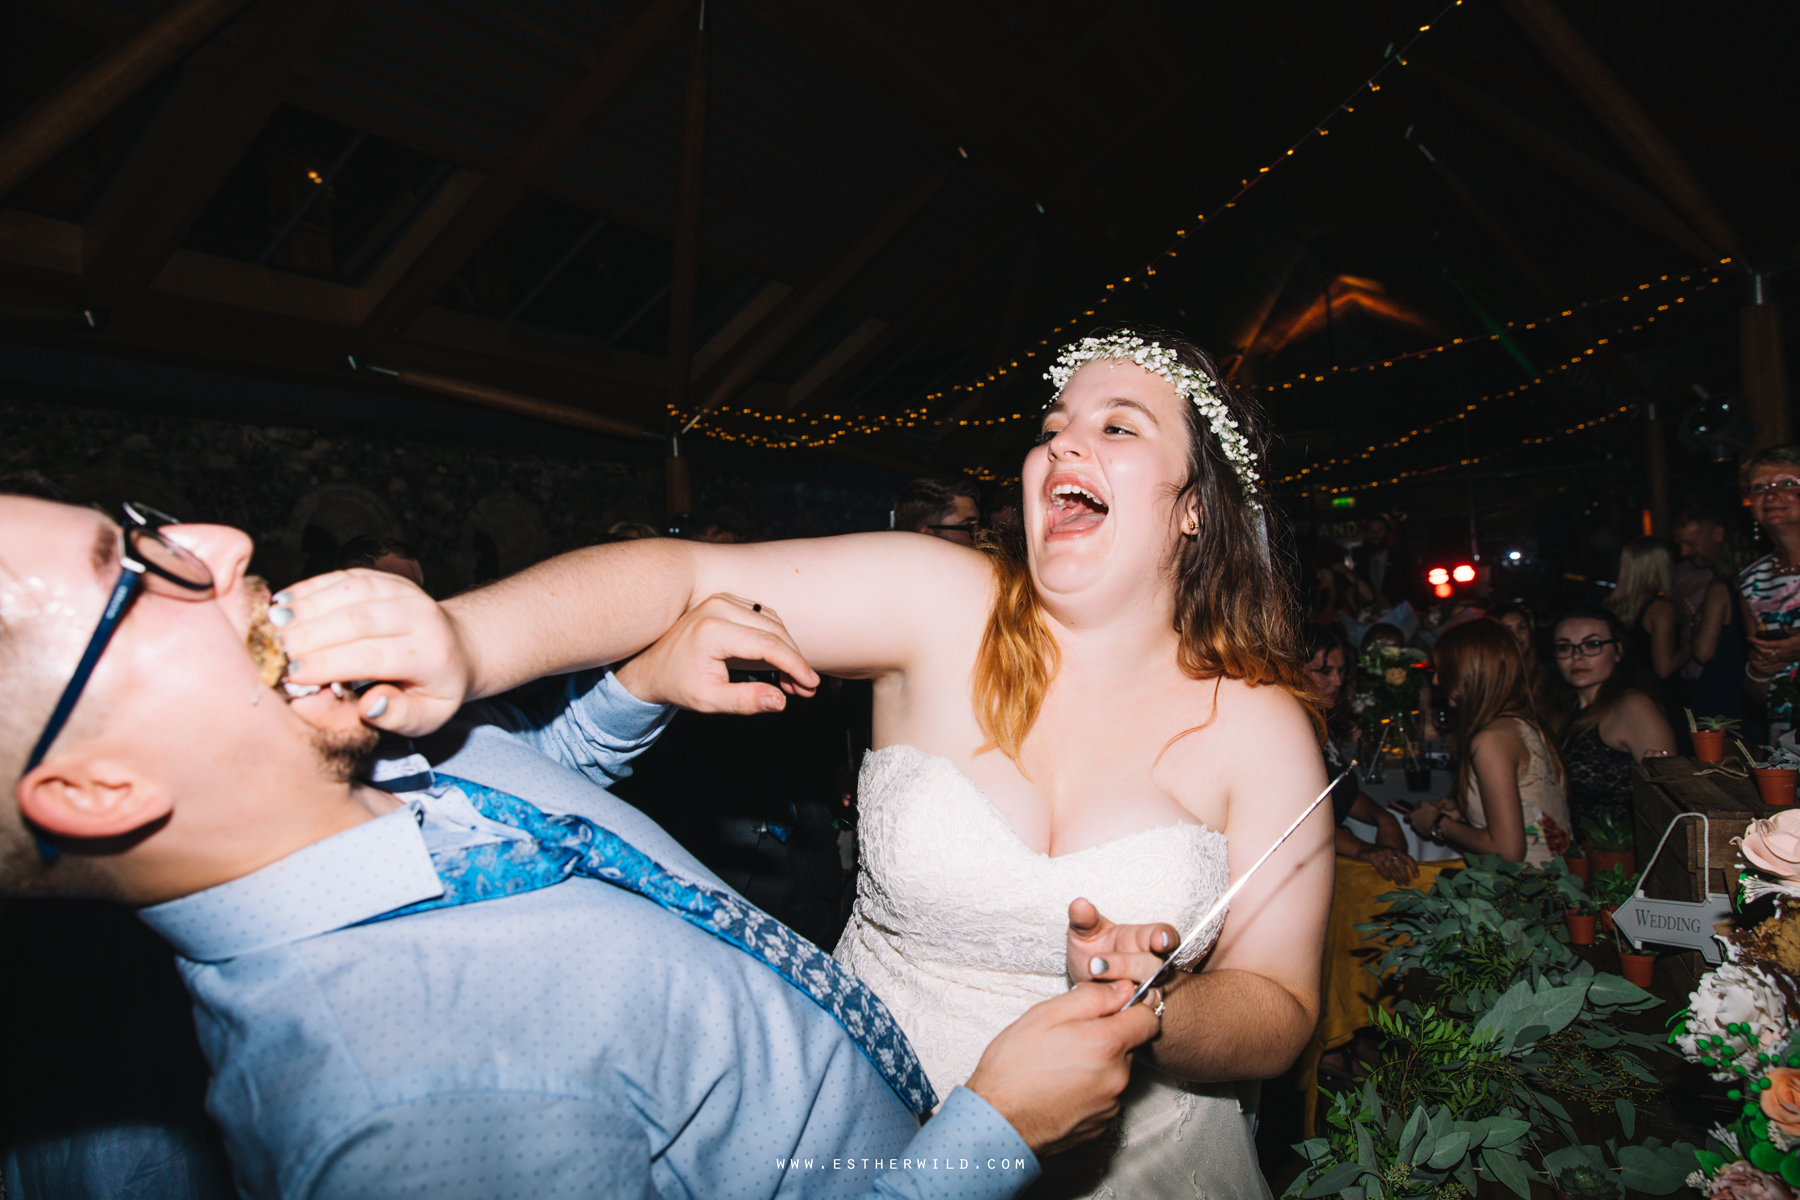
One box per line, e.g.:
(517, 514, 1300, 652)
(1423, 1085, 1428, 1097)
(893, 478, 983, 546)
(0, 494, 1157, 1200)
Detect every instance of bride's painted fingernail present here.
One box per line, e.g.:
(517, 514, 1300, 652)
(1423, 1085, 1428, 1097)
(365, 695, 389, 719)
(1089, 956, 1109, 976)
(1158, 931, 1170, 950)
(269, 606, 294, 627)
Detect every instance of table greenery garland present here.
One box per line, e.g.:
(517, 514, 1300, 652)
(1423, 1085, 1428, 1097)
(1285, 854, 1696, 1200)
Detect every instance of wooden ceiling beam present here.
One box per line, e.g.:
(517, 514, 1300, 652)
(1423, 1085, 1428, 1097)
(688, 155, 960, 417)
(342, 10, 559, 101)
(690, 0, 1149, 420)
(330, 29, 542, 123)
(1409, 64, 1717, 263)
(352, 0, 690, 350)
(282, 80, 509, 171)
(81, 0, 351, 312)
(0, 0, 256, 202)
(1220, 241, 1307, 386)
(1497, 0, 1738, 256)
(345, 6, 567, 92)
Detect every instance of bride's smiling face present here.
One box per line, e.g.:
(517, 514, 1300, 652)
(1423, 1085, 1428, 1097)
(1023, 359, 1195, 604)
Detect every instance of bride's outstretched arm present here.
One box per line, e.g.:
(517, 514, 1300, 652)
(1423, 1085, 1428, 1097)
(275, 532, 990, 734)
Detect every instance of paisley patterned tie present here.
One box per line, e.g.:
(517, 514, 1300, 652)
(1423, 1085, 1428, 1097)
(367, 774, 937, 1116)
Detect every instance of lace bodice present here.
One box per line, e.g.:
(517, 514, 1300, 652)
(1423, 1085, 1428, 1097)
(835, 743, 1231, 1093)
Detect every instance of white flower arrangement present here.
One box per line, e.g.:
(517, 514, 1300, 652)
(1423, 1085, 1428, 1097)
(1044, 333, 1260, 502)
(1674, 961, 1791, 1081)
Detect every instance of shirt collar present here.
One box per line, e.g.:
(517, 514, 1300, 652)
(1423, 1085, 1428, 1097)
(139, 808, 445, 963)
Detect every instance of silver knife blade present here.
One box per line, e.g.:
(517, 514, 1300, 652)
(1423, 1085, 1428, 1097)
(1121, 761, 1352, 1011)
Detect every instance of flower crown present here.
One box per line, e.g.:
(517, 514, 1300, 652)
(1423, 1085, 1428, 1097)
(1044, 333, 1260, 501)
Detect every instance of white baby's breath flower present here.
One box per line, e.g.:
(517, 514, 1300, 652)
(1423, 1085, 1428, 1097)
(1044, 332, 1259, 503)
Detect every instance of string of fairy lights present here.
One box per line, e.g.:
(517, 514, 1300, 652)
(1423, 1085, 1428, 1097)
(1274, 263, 1730, 486)
(667, 256, 1730, 468)
(670, 0, 1468, 446)
(1252, 264, 1730, 394)
(1298, 401, 1640, 497)
(911, 0, 1468, 419)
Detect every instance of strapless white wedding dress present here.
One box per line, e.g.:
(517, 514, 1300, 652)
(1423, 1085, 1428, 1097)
(835, 745, 1273, 1199)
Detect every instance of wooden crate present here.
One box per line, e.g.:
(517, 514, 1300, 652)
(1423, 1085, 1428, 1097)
(1632, 757, 1764, 993)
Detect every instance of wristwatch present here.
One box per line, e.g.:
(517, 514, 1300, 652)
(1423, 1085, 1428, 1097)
(1427, 809, 1452, 845)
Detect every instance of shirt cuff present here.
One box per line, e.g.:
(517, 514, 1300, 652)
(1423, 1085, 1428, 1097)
(886, 1086, 1040, 1199)
(581, 668, 675, 742)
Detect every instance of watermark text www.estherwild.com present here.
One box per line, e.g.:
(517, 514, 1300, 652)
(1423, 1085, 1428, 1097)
(775, 1158, 1030, 1171)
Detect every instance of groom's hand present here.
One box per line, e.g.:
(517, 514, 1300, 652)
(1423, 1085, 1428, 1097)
(964, 980, 1160, 1156)
(613, 593, 819, 713)
(1066, 897, 1180, 988)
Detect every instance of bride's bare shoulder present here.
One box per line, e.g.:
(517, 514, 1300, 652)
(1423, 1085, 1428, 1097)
(1163, 674, 1321, 761)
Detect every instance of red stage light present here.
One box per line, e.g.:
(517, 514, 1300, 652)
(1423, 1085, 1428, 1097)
(1427, 567, 1450, 586)
(1452, 564, 1476, 583)
(1433, 582, 1454, 598)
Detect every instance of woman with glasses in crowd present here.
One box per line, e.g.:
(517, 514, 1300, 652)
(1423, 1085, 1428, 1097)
(1406, 620, 1569, 865)
(1546, 605, 1675, 831)
(1742, 447, 1800, 743)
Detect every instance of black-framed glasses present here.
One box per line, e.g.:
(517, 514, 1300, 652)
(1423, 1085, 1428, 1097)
(1552, 637, 1620, 659)
(1744, 478, 1800, 499)
(24, 502, 212, 859)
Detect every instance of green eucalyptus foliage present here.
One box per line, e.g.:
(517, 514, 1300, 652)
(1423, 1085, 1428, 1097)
(1294, 857, 1693, 1198)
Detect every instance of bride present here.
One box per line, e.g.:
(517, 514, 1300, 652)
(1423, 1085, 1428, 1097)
(280, 330, 1333, 1197)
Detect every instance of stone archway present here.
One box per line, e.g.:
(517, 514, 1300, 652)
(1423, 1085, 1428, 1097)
(279, 484, 403, 582)
(459, 491, 553, 587)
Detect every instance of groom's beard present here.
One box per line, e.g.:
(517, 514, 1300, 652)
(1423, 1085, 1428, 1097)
(313, 721, 381, 784)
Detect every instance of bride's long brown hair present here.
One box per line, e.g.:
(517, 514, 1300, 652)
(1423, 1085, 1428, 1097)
(971, 331, 1319, 761)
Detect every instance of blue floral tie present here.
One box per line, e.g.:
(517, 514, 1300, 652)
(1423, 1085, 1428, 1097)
(367, 774, 937, 1116)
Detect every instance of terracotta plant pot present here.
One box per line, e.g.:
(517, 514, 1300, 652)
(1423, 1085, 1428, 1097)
(1755, 767, 1799, 807)
(1619, 952, 1656, 987)
(1589, 851, 1636, 876)
(1600, 904, 1617, 932)
(1691, 729, 1727, 762)
(1564, 855, 1591, 882)
(1564, 910, 1596, 945)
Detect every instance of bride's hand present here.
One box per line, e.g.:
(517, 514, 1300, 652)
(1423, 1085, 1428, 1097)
(1066, 897, 1180, 988)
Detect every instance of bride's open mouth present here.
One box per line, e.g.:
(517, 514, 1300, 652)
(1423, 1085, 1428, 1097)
(1046, 477, 1110, 539)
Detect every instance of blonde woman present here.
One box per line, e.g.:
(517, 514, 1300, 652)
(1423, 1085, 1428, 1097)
(282, 330, 1331, 1199)
(1605, 536, 1690, 679)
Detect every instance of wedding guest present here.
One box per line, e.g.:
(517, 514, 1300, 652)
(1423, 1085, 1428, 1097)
(1741, 447, 1800, 743)
(892, 478, 982, 546)
(1351, 513, 1419, 609)
(1546, 605, 1676, 832)
(1488, 600, 1549, 707)
(1672, 510, 1748, 727)
(1301, 626, 1416, 885)
(1672, 503, 1740, 696)
(1360, 623, 1405, 653)
(1309, 542, 1360, 626)
(607, 520, 663, 541)
(1606, 537, 1689, 681)
(1409, 619, 1569, 865)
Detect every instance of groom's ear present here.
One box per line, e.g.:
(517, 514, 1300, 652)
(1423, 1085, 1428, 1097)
(17, 756, 173, 842)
